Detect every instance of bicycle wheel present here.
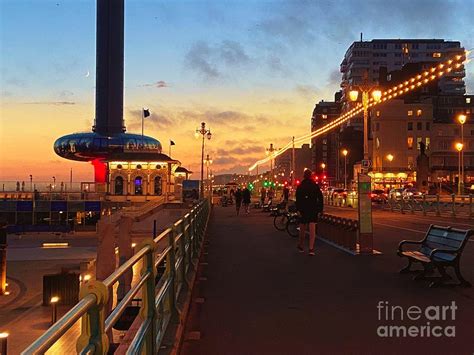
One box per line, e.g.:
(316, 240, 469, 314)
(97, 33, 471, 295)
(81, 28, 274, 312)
(273, 214, 287, 231)
(286, 217, 299, 238)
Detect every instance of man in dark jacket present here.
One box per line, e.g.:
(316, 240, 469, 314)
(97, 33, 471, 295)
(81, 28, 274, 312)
(242, 187, 251, 214)
(295, 169, 324, 255)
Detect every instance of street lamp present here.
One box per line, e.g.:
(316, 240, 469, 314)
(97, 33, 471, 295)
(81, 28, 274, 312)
(386, 154, 394, 163)
(266, 143, 276, 180)
(321, 162, 326, 174)
(455, 142, 463, 195)
(204, 154, 213, 198)
(195, 122, 212, 199)
(342, 149, 348, 189)
(349, 87, 382, 173)
(457, 114, 467, 192)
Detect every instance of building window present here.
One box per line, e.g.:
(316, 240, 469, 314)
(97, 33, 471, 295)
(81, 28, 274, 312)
(376, 110, 380, 117)
(417, 122, 422, 130)
(114, 176, 124, 195)
(426, 122, 430, 131)
(408, 110, 413, 116)
(417, 137, 423, 150)
(134, 176, 143, 195)
(408, 122, 413, 131)
(467, 98, 471, 104)
(407, 137, 413, 149)
(408, 156, 414, 169)
(425, 137, 430, 149)
(322, 114, 327, 119)
(416, 109, 422, 117)
(154, 176, 162, 195)
(376, 137, 380, 149)
(432, 52, 441, 58)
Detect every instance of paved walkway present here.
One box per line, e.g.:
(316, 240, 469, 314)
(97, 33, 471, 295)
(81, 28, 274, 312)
(182, 205, 474, 355)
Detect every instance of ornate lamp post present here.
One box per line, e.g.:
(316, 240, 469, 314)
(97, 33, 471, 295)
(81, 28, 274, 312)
(455, 142, 463, 195)
(349, 85, 382, 173)
(265, 143, 276, 181)
(195, 122, 212, 199)
(457, 114, 466, 193)
(342, 149, 348, 189)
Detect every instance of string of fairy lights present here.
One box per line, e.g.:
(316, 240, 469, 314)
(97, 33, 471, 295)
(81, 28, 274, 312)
(248, 50, 470, 172)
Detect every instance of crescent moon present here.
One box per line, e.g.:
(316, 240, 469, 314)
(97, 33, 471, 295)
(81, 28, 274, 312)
(85, 71, 90, 78)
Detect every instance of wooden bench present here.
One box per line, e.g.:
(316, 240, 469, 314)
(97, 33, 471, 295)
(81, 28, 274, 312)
(397, 225, 473, 287)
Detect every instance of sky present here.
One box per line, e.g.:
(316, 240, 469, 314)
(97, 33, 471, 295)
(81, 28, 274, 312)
(1, 0, 474, 182)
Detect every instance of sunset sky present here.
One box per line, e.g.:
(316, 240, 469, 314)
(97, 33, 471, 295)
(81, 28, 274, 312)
(1, 0, 473, 182)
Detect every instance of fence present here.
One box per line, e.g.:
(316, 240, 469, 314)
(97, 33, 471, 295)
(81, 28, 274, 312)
(22, 199, 211, 354)
(387, 194, 473, 218)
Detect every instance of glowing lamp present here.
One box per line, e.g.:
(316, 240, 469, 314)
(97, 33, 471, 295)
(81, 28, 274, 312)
(342, 149, 348, 156)
(349, 90, 359, 102)
(386, 154, 394, 162)
(50, 296, 60, 304)
(457, 114, 467, 125)
(455, 142, 463, 152)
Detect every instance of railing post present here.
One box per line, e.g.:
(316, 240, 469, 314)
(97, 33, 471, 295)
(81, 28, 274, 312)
(76, 280, 109, 354)
(185, 214, 193, 270)
(178, 221, 188, 288)
(451, 194, 456, 217)
(166, 226, 180, 319)
(139, 241, 156, 354)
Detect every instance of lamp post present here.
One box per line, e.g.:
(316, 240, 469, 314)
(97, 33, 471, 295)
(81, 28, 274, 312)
(204, 154, 212, 198)
(265, 143, 276, 182)
(349, 86, 382, 173)
(29, 175, 33, 192)
(195, 122, 212, 199)
(342, 149, 348, 189)
(457, 114, 466, 193)
(455, 142, 463, 195)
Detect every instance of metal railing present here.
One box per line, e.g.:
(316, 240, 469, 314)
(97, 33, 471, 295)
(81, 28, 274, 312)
(22, 199, 211, 354)
(387, 194, 473, 218)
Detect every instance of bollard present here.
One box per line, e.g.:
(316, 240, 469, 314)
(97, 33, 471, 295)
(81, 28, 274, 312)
(451, 194, 456, 217)
(0, 332, 8, 355)
(50, 296, 59, 325)
(422, 194, 427, 216)
(470, 195, 473, 218)
(436, 195, 441, 216)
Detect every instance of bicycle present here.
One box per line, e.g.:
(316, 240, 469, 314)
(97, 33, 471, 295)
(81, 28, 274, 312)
(285, 208, 300, 238)
(272, 204, 294, 232)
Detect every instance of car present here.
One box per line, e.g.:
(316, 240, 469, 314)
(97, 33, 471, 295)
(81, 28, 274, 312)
(402, 187, 423, 199)
(389, 188, 404, 200)
(370, 189, 387, 203)
(332, 188, 347, 198)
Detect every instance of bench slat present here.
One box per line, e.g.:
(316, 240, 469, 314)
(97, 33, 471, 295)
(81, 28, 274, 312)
(425, 235, 463, 249)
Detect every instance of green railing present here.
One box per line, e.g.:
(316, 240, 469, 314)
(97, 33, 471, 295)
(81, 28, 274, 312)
(22, 199, 210, 354)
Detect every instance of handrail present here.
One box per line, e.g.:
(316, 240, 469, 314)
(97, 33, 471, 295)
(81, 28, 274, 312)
(21, 294, 97, 354)
(104, 244, 151, 287)
(23, 198, 211, 355)
(105, 271, 151, 333)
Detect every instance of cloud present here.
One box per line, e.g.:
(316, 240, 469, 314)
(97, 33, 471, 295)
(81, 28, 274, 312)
(139, 80, 169, 88)
(295, 84, 320, 101)
(184, 40, 251, 80)
(127, 108, 174, 130)
(185, 41, 220, 79)
(23, 101, 76, 105)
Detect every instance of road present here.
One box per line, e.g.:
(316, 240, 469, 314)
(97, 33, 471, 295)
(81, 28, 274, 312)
(181, 205, 474, 355)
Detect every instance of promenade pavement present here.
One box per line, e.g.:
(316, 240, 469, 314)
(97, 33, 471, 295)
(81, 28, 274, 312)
(182, 204, 474, 355)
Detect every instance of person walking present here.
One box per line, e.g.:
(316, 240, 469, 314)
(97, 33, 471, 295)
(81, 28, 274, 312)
(295, 169, 323, 256)
(283, 185, 290, 202)
(242, 187, 251, 214)
(260, 187, 266, 207)
(235, 188, 242, 215)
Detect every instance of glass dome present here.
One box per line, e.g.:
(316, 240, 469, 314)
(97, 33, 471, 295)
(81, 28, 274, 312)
(54, 132, 162, 161)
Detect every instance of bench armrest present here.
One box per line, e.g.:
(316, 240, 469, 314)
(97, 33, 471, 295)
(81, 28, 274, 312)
(398, 240, 423, 253)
